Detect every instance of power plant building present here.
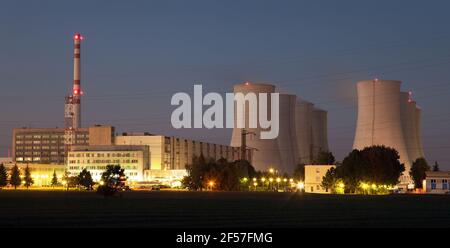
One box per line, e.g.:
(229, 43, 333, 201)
(230, 82, 329, 174)
(115, 133, 242, 171)
(353, 79, 425, 184)
(12, 127, 89, 164)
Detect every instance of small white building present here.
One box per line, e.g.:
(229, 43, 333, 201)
(423, 171, 450, 194)
(304, 165, 336, 193)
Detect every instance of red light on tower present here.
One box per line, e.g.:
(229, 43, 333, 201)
(73, 33, 83, 40)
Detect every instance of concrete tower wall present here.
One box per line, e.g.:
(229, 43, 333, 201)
(295, 100, 313, 164)
(277, 94, 298, 173)
(415, 106, 425, 159)
(400, 92, 420, 164)
(311, 108, 329, 156)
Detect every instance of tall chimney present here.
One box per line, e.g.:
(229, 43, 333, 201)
(71, 33, 83, 128)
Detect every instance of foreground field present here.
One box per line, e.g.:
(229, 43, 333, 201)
(0, 190, 449, 227)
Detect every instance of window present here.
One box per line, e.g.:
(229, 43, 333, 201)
(443, 179, 448, 190)
(431, 179, 437, 190)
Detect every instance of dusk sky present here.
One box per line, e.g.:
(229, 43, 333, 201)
(1, 0, 450, 169)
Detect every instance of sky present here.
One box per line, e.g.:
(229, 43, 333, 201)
(1, 0, 450, 169)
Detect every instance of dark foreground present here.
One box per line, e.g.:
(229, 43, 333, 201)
(0, 190, 449, 228)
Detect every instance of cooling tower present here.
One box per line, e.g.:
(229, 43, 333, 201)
(295, 100, 313, 164)
(400, 92, 420, 163)
(230, 83, 283, 172)
(353, 79, 411, 183)
(311, 107, 329, 156)
(276, 93, 298, 173)
(230, 82, 329, 173)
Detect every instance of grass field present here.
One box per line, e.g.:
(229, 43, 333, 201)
(0, 190, 449, 228)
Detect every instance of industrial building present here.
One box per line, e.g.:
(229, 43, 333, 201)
(12, 127, 89, 164)
(230, 82, 329, 174)
(68, 133, 243, 183)
(115, 133, 242, 169)
(353, 79, 425, 185)
(11, 125, 115, 164)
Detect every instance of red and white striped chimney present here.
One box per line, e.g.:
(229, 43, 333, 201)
(73, 33, 83, 96)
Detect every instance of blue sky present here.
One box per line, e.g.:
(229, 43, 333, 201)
(1, 0, 450, 168)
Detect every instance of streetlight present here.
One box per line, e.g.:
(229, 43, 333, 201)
(253, 182, 258, 191)
(208, 181, 215, 191)
(269, 178, 274, 190)
(269, 168, 274, 174)
(261, 177, 266, 190)
(297, 182, 305, 190)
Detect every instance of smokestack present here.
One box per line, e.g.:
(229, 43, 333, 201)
(73, 33, 83, 97)
(64, 33, 83, 129)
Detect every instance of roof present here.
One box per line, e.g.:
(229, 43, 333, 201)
(425, 171, 450, 178)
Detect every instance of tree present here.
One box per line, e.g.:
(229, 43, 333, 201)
(0, 164, 7, 189)
(182, 157, 257, 191)
(68, 176, 79, 189)
(182, 155, 207, 191)
(321, 167, 338, 193)
(293, 163, 305, 181)
(331, 146, 405, 194)
(337, 149, 365, 193)
(51, 170, 59, 187)
(62, 170, 70, 190)
(23, 165, 34, 189)
(312, 150, 336, 165)
(433, 161, 440, 172)
(97, 165, 127, 196)
(410, 158, 430, 189)
(77, 168, 94, 190)
(10, 165, 21, 189)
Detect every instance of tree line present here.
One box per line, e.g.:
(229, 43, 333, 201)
(320, 145, 441, 194)
(0, 163, 127, 196)
(0, 164, 34, 189)
(321, 146, 405, 193)
(182, 155, 257, 191)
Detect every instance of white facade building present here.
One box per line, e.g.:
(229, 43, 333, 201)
(423, 171, 450, 194)
(304, 165, 336, 193)
(67, 145, 149, 182)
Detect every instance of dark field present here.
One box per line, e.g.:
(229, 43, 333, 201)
(0, 190, 449, 228)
